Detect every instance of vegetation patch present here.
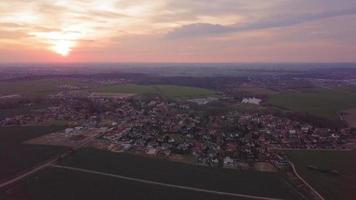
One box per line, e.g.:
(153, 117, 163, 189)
(94, 84, 218, 99)
(267, 88, 356, 119)
(0, 126, 67, 180)
(239, 84, 278, 97)
(285, 150, 356, 200)
(58, 148, 305, 200)
(340, 108, 356, 128)
(1, 167, 254, 200)
(0, 79, 86, 97)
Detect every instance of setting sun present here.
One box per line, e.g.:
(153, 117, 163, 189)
(30, 31, 78, 57)
(52, 40, 73, 56)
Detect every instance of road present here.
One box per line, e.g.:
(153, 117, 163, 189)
(51, 164, 284, 200)
(289, 162, 325, 200)
(0, 129, 104, 190)
(272, 148, 352, 152)
(0, 159, 56, 189)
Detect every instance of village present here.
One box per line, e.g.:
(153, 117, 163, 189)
(1, 92, 355, 172)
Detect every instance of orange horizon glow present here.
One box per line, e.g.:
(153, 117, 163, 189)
(0, 0, 356, 62)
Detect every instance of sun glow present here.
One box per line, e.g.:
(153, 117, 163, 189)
(52, 40, 74, 56)
(30, 31, 79, 56)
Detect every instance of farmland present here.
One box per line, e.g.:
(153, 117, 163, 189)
(0, 126, 67, 181)
(0, 167, 258, 200)
(55, 148, 304, 200)
(0, 79, 86, 97)
(267, 88, 356, 119)
(238, 84, 278, 97)
(0, 107, 32, 120)
(94, 84, 218, 99)
(285, 150, 356, 200)
(341, 108, 356, 128)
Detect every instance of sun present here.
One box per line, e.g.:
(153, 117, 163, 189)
(30, 31, 79, 56)
(52, 40, 74, 56)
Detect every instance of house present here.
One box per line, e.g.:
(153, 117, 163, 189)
(241, 98, 262, 105)
(223, 156, 235, 168)
(146, 147, 157, 155)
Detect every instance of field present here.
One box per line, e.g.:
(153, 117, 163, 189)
(239, 84, 278, 97)
(285, 150, 356, 200)
(0, 107, 33, 120)
(0, 126, 67, 181)
(0, 79, 86, 97)
(342, 108, 356, 128)
(94, 84, 218, 99)
(46, 148, 304, 200)
(267, 88, 356, 119)
(1, 167, 258, 200)
(1, 148, 305, 200)
(90, 92, 136, 99)
(0, 79, 217, 99)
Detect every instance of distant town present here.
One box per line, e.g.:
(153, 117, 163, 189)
(6, 93, 355, 171)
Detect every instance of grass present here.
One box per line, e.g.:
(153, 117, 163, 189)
(342, 108, 356, 128)
(0, 99, 53, 120)
(1, 167, 253, 200)
(239, 84, 278, 96)
(0, 107, 33, 120)
(0, 80, 217, 99)
(55, 148, 304, 200)
(0, 79, 59, 97)
(285, 150, 356, 200)
(0, 126, 67, 181)
(94, 84, 218, 99)
(267, 88, 356, 118)
(0, 79, 86, 97)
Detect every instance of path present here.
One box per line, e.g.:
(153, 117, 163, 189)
(51, 164, 284, 200)
(0, 159, 56, 189)
(289, 161, 326, 200)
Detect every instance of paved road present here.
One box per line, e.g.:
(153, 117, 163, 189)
(0, 159, 56, 189)
(289, 162, 325, 200)
(51, 164, 284, 200)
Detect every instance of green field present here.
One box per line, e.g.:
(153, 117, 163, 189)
(267, 88, 356, 118)
(0, 79, 85, 97)
(0, 126, 67, 180)
(0, 80, 217, 99)
(51, 148, 305, 200)
(0, 102, 52, 120)
(0, 107, 32, 120)
(285, 150, 356, 200)
(239, 84, 278, 96)
(94, 84, 218, 99)
(1, 167, 254, 200)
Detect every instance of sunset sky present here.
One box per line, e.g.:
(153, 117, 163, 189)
(1, 0, 356, 63)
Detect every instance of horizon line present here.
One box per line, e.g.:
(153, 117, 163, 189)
(1, 62, 356, 65)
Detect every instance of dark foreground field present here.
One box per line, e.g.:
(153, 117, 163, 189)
(286, 150, 356, 200)
(0, 126, 67, 181)
(0, 167, 268, 200)
(61, 149, 304, 199)
(1, 148, 305, 200)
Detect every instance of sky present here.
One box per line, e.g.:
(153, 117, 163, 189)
(0, 0, 356, 63)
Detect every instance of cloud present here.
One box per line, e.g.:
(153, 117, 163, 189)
(246, 7, 356, 30)
(0, 30, 29, 39)
(167, 23, 234, 39)
(167, 7, 356, 38)
(0, 0, 356, 62)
